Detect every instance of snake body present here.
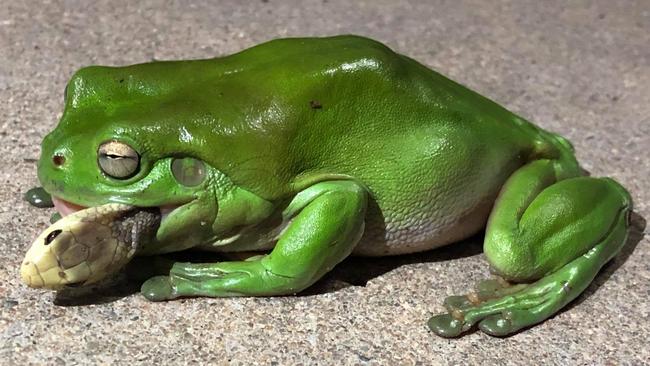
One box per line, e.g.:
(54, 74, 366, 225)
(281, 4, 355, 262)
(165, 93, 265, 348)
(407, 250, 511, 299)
(21, 204, 160, 289)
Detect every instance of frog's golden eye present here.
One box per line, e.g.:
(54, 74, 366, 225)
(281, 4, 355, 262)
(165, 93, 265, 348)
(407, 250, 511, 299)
(171, 157, 206, 186)
(97, 141, 140, 179)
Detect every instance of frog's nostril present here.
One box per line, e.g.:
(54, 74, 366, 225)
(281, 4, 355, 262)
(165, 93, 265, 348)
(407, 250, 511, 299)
(52, 154, 65, 166)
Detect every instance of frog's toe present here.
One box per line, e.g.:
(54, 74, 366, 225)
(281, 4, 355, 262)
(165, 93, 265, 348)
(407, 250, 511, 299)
(475, 277, 510, 299)
(141, 275, 176, 301)
(478, 313, 516, 337)
(473, 292, 560, 337)
(443, 295, 473, 311)
(427, 313, 465, 338)
(441, 280, 529, 314)
(476, 307, 543, 337)
(475, 278, 506, 293)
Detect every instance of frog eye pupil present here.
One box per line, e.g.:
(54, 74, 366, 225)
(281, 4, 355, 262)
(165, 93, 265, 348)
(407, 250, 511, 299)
(97, 141, 140, 179)
(171, 157, 206, 187)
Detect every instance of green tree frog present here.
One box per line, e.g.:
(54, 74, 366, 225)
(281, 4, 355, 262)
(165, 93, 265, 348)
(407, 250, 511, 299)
(22, 35, 631, 337)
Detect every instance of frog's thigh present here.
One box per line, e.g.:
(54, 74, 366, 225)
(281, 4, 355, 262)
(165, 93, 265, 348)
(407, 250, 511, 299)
(141, 180, 367, 300)
(429, 160, 631, 337)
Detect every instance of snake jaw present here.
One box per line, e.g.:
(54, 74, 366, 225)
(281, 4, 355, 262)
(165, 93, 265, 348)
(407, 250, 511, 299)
(21, 204, 161, 290)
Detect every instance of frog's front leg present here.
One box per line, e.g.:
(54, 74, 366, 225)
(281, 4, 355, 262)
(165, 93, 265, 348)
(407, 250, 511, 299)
(429, 159, 632, 337)
(24, 187, 54, 208)
(141, 180, 367, 300)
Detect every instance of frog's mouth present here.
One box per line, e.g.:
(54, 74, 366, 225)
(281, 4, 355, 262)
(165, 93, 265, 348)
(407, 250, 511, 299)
(52, 196, 178, 221)
(52, 196, 86, 217)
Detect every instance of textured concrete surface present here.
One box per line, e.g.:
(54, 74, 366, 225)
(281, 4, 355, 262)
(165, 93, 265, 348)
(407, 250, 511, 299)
(1, 0, 649, 364)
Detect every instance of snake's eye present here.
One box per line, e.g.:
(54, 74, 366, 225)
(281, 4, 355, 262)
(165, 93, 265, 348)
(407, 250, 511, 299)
(44, 229, 62, 245)
(97, 141, 140, 179)
(171, 157, 206, 186)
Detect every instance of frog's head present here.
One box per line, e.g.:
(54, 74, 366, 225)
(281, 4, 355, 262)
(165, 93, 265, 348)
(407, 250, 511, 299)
(38, 63, 279, 255)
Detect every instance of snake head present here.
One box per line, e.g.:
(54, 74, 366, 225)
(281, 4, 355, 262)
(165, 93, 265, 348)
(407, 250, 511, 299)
(21, 204, 160, 289)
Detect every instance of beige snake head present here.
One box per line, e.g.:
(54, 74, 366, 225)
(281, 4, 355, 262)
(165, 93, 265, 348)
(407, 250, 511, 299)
(21, 204, 160, 289)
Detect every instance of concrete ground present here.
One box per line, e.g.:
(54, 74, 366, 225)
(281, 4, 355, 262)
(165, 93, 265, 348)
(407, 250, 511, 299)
(1, 0, 648, 364)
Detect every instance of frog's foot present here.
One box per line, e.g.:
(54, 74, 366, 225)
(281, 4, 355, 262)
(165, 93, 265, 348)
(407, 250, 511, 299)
(439, 277, 528, 312)
(429, 160, 631, 337)
(141, 180, 367, 301)
(429, 256, 597, 337)
(141, 260, 297, 300)
(24, 187, 54, 208)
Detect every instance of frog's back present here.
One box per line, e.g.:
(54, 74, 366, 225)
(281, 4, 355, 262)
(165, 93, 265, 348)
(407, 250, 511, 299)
(265, 36, 556, 255)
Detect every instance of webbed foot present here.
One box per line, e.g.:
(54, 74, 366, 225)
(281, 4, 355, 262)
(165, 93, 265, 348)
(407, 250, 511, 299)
(429, 275, 570, 337)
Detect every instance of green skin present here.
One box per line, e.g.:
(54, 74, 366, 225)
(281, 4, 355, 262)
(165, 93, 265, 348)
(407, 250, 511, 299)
(29, 35, 631, 337)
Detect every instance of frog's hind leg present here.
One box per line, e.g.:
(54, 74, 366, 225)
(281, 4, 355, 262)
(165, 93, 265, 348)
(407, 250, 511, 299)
(428, 159, 632, 337)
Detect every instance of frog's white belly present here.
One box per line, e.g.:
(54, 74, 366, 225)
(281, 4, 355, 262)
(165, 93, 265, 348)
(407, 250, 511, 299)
(201, 180, 502, 256)
(352, 192, 496, 256)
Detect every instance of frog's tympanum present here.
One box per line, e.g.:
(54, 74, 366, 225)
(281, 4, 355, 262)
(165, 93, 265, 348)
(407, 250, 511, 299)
(21, 36, 632, 337)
